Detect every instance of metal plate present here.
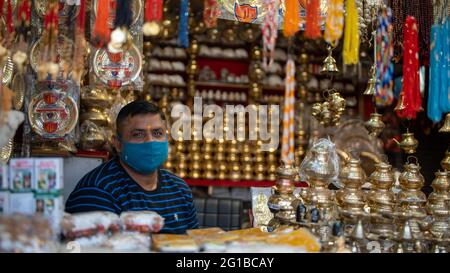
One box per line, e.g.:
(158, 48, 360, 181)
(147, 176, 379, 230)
(34, 0, 80, 20)
(11, 73, 25, 110)
(93, 0, 142, 27)
(29, 35, 74, 76)
(28, 92, 78, 138)
(92, 43, 142, 86)
(1, 56, 14, 85)
(0, 138, 13, 165)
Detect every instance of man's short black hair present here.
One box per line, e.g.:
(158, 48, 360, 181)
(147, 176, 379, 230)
(116, 100, 166, 136)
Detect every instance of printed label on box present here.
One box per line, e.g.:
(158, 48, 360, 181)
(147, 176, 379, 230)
(9, 159, 35, 192)
(34, 158, 63, 193)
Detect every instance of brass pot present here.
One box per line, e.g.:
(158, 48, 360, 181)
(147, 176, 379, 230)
(393, 131, 418, 154)
(397, 158, 427, 218)
(336, 158, 367, 212)
(426, 170, 450, 216)
(441, 150, 450, 171)
(80, 124, 107, 151)
(81, 107, 109, 127)
(365, 113, 385, 137)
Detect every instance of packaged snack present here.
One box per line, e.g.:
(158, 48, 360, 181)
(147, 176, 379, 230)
(34, 158, 63, 193)
(0, 191, 9, 214)
(103, 233, 151, 252)
(9, 192, 36, 215)
(120, 211, 164, 233)
(61, 211, 120, 239)
(0, 164, 8, 190)
(186, 227, 225, 237)
(152, 234, 199, 253)
(9, 158, 35, 192)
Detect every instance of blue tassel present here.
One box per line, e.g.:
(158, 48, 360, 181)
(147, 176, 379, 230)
(438, 17, 450, 114)
(428, 25, 442, 122)
(178, 0, 189, 48)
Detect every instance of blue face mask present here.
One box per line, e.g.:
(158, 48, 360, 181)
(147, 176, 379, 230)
(119, 139, 169, 175)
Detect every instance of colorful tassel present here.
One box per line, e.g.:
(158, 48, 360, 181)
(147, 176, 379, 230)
(17, 0, 31, 26)
(343, 0, 359, 64)
(375, 7, 394, 107)
(261, 0, 279, 69)
(324, 0, 344, 46)
(92, 0, 111, 48)
(283, 0, 299, 37)
(6, 0, 13, 33)
(145, 0, 163, 22)
(178, 0, 189, 48)
(203, 0, 219, 28)
(397, 16, 421, 120)
(305, 0, 321, 39)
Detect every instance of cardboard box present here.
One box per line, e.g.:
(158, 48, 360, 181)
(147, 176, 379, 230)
(0, 191, 9, 214)
(9, 192, 36, 215)
(34, 158, 64, 193)
(0, 164, 8, 190)
(9, 158, 35, 192)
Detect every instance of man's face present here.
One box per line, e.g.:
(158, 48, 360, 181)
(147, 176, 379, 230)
(113, 113, 167, 153)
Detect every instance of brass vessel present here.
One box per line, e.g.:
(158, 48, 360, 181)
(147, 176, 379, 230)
(320, 46, 339, 75)
(365, 113, 385, 137)
(441, 150, 450, 171)
(267, 164, 300, 229)
(336, 157, 367, 215)
(393, 131, 419, 154)
(367, 161, 396, 236)
(438, 113, 450, 133)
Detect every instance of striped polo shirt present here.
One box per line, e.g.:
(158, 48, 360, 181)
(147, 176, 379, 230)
(65, 157, 198, 234)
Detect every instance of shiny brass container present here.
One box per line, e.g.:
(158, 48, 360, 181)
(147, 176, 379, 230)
(80, 106, 109, 127)
(267, 164, 300, 228)
(367, 161, 396, 236)
(396, 158, 427, 236)
(336, 157, 367, 214)
(441, 150, 450, 171)
(80, 124, 107, 151)
(426, 171, 450, 215)
(393, 131, 419, 154)
(365, 113, 385, 137)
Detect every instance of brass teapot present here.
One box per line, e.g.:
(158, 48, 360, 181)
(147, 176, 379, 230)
(393, 130, 419, 154)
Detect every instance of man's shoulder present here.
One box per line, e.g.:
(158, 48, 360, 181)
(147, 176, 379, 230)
(76, 158, 123, 190)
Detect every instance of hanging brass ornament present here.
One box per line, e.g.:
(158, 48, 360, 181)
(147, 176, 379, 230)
(363, 65, 377, 96)
(320, 46, 339, 75)
(393, 130, 419, 154)
(364, 112, 385, 137)
(438, 113, 450, 133)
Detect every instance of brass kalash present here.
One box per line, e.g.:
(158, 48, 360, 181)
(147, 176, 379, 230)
(267, 164, 300, 231)
(299, 139, 340, 222)
(393, 129, 419, 154)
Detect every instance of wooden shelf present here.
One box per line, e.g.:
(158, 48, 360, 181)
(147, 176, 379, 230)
(148, 82, 187, 88)
(195, 81, 249, 89)
(186, 179, 308, 188)
(197, 56, 249, 62)
(151, 56, 188, 62)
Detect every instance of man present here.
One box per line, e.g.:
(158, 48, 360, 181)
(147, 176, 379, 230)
(66, 100, 198, 234)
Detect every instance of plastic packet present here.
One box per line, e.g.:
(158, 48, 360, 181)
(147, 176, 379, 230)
(299, 138, 340, 182)
(120, 211, 164, 233)
(61, 211, 120, 239)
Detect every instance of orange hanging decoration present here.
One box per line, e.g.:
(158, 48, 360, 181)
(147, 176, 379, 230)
(305, 0, 321, 39)
(283, 0, 300, 37)
(92, 0, 111, 48)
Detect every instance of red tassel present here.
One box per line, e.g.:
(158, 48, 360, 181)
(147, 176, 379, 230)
(92, 0, 111, 47)
(397, 16, 421, 120)
(305, 0, 321, 39)
(44, 1, 59, 30)
(6, 0, 13, 33)
(78, 0, 86, 31)
(17, 0, 31, 25)
(0, 0, 4, 18)
(145, 0, 163, 22)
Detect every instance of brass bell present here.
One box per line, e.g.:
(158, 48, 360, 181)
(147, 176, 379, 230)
(311, 103, 322, 117)
(364, 112, 385, 137)
(320, 47, 339, 75)
(438, 113, 450, 133)
(393, 130, 419, 154)
(394, 92, 407, 112)
(441, 150, 450, 171)
(363, 66, 377, 96)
